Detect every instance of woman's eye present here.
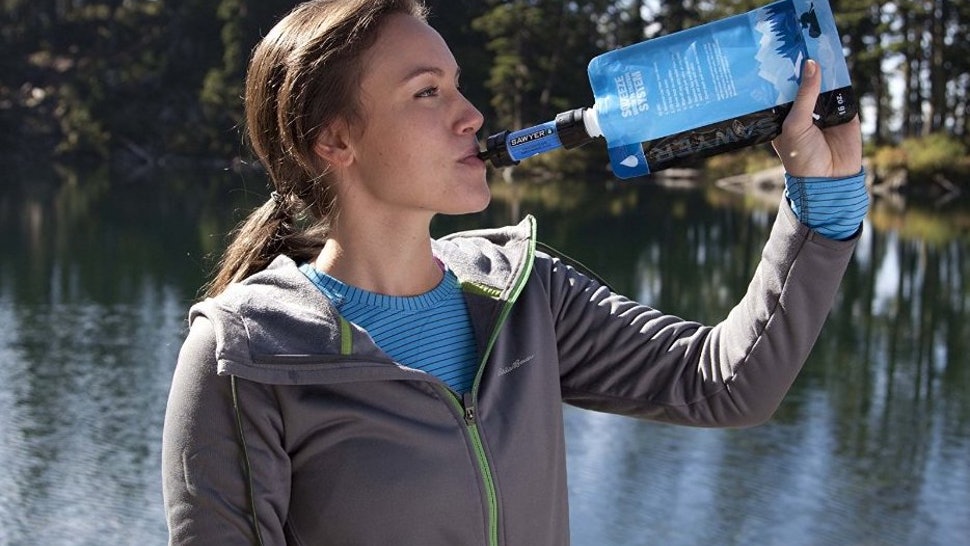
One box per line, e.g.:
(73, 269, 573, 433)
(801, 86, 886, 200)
(416, 86, 439, 98)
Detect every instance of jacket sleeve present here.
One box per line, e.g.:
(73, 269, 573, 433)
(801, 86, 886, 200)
(551, 200, 857, 427)
(162, 316, 291, 545)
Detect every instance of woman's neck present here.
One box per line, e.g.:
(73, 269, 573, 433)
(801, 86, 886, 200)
(314, 218, 442, 297)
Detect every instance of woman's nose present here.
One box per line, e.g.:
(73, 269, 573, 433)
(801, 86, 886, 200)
(457, 94, 484, 135)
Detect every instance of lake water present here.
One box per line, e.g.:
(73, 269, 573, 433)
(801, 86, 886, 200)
(1, 163, 968, 545)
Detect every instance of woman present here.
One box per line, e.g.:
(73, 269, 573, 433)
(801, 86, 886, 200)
(162, 0, 868, 544)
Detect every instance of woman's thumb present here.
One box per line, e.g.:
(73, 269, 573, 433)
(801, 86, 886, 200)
(787, 59, 822, 129)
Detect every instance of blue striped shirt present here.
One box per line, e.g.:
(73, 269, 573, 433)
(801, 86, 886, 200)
(299, 263, 478, 393)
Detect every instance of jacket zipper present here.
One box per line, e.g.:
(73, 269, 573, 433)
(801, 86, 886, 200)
(447, 224, 536, 546)
(440, 319, 508, 546)
(452, 390, 499, 546)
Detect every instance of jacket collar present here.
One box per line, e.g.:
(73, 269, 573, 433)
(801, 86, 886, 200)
(191, 216, 537, 384)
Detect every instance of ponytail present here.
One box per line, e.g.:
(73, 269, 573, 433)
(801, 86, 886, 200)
(202, 192, 330, 298)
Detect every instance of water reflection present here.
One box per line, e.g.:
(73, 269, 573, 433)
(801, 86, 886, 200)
(548, 181, 969, 545)
(0, 163, 255, 543)
(1, 163, 968, 545)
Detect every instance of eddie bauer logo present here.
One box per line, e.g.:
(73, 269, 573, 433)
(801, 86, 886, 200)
(499, 354, 536, 376)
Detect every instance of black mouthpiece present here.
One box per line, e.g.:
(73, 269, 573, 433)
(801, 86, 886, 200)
(477, 130, 519, 168)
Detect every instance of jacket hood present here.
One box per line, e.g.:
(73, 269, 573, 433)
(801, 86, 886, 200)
(189, 215, 536, 384)
(432, 214, 536, 299)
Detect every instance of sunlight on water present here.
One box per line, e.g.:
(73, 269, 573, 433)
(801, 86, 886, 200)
(1, 166, 968, 545)
(0, 285, 181, 544)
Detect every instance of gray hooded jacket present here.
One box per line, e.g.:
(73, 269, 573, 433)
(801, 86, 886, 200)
(162, 204, 857, 545)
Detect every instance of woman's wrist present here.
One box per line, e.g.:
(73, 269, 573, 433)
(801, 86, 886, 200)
(784, 168, 869, 240)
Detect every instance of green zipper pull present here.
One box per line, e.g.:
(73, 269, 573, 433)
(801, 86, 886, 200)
(463, 391, 476, 424)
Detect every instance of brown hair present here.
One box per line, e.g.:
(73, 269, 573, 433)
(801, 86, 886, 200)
(205, 0, 428, 297)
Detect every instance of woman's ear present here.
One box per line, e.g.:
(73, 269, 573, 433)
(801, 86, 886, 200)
(313, 120, 354, 167)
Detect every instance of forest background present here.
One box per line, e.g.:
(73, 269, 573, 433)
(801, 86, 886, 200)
(2, 0, 969, 185)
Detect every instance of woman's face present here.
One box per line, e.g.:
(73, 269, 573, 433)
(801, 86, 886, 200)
(326, 13, 490, 222)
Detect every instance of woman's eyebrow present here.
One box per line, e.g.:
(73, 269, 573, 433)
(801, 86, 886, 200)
(400, 65, 460, 83)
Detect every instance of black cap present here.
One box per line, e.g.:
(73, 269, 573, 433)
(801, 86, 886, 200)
(555, 108, 594, 149)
